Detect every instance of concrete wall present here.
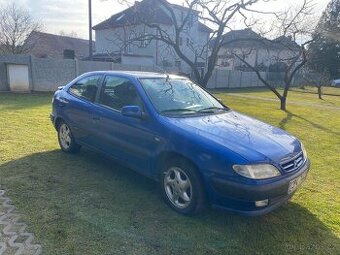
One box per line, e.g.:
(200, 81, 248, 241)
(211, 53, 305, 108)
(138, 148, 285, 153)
(0, 62, 8, 91)
(78, 61, 112, 75)
(217, 47, 300, 71)
(207, 69, 270, 89)
(32, 58, 76, 91)
(0, 55, 163, 91)
(121, 55, 154, 66)
(0, 54, 295, 92)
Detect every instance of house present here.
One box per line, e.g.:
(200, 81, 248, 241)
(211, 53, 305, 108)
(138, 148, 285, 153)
(93, 0, 212, 73)
(214, 29, 301, 71)
(26, 31, 94, 59)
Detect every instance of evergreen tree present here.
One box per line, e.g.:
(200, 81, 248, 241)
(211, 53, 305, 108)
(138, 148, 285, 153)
(308, 0, 340, 78)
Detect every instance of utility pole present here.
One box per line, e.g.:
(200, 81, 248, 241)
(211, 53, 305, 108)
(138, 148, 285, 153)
(88, 0, 93, 60)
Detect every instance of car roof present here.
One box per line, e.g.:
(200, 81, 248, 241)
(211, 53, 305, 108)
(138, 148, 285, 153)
(81, 71, 187, 80)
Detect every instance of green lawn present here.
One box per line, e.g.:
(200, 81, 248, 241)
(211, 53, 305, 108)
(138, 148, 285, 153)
(290, 86, 340, 96)
(0, 90, 339, 255)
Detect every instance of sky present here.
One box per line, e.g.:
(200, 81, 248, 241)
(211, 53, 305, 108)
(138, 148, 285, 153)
(0, 0, 331, 39)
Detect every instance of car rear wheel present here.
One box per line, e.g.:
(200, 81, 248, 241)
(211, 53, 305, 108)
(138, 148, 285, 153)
(57, 121, 80, 153)
(161, 158, 206, 215)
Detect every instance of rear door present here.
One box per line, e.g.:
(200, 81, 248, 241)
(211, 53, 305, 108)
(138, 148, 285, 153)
(61, 74, 102, 147)
(92, 75, 160, 175)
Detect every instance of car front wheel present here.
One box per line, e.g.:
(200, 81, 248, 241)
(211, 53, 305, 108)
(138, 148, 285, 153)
(161, 158, 206, 215)
(57, 121, 80, 153)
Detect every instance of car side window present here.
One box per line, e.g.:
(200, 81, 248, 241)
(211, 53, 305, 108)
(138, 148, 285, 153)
(99, 76, 143, 111)
(69, 75, 101, 102)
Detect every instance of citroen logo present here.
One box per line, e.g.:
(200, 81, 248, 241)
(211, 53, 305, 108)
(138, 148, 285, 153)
(294, 160, 298, 168)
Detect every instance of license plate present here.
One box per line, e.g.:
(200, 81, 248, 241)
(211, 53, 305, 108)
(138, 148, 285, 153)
(288, 171, 307, 194)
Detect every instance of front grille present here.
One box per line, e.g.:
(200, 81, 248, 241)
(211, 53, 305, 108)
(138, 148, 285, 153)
(280, 151, 304, 172)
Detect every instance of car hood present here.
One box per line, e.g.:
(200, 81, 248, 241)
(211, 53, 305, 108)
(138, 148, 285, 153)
(167, 111, 300, 162)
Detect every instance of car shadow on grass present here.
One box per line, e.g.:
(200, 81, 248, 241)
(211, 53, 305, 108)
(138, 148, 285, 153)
(0, 149, 339, 255)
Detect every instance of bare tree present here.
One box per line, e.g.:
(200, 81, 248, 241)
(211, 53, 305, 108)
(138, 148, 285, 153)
(0, 2, 41, 55)
(300, 68, 330, 99)
(104, 0, 274, 86)
(232, 0, 315, 110)
(59, 30, 79, 38)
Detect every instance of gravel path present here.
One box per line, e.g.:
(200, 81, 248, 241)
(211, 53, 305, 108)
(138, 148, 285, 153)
(0, 189, 41, 255)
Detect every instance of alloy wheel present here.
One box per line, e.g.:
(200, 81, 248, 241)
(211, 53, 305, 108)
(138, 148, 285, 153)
(59, 123, 71, 149)
(163, 167, 193, 209)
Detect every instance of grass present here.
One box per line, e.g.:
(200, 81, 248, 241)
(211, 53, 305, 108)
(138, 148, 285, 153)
(0, 89, 339, 255)
(290, 86, 340, 96)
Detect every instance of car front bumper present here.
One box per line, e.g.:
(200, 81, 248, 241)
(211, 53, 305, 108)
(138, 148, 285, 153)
(209, 159, 310, 216)
(50, 113, 58, 129)
(50, 113, 55, 123)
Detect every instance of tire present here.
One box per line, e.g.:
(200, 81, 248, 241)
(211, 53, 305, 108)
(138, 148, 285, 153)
(57, 121, 81, 153)
(160, 158, 206, 215)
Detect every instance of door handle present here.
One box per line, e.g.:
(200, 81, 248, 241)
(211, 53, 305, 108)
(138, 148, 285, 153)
(58, 97, 69, 107)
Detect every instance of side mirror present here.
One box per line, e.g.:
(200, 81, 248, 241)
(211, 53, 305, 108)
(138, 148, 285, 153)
(121, 105, 145, 119)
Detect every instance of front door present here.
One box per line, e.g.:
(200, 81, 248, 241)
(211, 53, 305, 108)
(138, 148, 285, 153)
(93, 75, 159, 175)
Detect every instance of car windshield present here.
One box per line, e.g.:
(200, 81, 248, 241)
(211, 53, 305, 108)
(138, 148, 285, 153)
(139, 77, 228, 116)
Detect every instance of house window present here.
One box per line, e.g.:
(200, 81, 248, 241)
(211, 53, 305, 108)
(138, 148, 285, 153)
(221, 60, 230, 67)
(139, 32, 150, 48)
(175, 60, 181, 67)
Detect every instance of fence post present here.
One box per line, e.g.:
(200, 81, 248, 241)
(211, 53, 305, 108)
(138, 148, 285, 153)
(75, 59, 79, 77)
(227, 70, 230, 88)
(214, 69, 218, 89)
(28, 55, 34, 91)
(239, 71, 243, 87)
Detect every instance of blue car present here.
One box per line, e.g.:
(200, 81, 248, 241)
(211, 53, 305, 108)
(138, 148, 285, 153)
(50, 71, 310, 216)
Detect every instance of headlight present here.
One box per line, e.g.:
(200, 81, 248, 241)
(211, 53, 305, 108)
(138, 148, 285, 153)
(232, 164, 281, 179)
(301, 142, 308, 159)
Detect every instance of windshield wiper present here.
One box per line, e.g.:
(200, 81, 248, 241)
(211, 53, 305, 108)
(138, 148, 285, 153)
(197, 107, 227, 113)
(161, 108, 197, 114)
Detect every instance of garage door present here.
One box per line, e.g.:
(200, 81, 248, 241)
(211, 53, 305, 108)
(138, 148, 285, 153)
(7, 64, 30, 92)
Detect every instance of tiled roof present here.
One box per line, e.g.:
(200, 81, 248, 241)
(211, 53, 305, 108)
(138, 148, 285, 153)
(93, 0, 211, 33)
(218, 29, 268, 48)
(27, 31, 93, 59)
(273, 36, 300, 50)
(198, 22, 213, 33)
(93, 3, 172, 30)
(212, 29, 300, 50)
